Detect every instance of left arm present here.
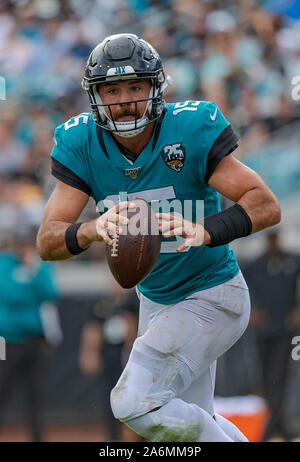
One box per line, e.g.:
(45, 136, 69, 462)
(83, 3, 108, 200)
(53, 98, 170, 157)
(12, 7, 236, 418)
(157, 154, 281, 251)
(208, 154, 281, 234)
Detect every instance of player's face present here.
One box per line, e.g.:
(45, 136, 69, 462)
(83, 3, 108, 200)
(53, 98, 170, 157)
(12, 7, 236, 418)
(98, 79, 151, 122)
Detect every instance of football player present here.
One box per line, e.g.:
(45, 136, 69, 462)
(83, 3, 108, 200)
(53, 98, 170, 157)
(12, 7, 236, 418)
(37, 34, 281, 442)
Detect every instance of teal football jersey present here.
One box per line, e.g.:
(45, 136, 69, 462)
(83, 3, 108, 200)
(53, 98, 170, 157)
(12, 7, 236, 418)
(51, 101, 240, 304)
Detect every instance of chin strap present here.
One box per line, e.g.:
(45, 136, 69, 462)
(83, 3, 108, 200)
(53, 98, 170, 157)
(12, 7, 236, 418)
(112, 125, 146, 138)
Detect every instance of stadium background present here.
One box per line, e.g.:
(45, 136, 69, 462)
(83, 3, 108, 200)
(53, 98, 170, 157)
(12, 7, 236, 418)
(0, 0, 300, 442)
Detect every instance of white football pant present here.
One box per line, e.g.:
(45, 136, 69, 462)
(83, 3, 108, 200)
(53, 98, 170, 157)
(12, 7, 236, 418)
(110, 271, 250, 441)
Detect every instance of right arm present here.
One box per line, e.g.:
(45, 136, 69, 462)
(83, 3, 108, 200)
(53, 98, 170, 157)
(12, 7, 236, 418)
(37, 180, 133, 261)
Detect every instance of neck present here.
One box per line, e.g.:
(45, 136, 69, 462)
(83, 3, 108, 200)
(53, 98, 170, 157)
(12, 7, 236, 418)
(112, 122, 155, 155)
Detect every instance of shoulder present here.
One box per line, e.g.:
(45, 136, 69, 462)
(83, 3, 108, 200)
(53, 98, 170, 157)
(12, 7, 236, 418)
(165, 100, 219, 116)
(53, 112, 94, 150)
(51, 113, 94, 184)
(164, 100, 229, 131)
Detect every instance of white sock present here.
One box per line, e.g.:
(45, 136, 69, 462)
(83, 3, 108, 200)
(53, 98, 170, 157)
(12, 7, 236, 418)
(124, 398, 234, 442)
(214, 413, 248, 442)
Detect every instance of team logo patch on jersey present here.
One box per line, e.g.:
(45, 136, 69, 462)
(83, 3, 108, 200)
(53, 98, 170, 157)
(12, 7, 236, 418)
(125, 167, 141, 179)
(161, 143, 185, 172)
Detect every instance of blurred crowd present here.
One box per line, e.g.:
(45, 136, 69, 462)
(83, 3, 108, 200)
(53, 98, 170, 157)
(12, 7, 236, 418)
(0, 0, 300, 258)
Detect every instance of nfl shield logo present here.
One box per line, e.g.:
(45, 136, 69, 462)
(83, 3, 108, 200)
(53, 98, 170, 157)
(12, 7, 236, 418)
(161, 142, 185, 172)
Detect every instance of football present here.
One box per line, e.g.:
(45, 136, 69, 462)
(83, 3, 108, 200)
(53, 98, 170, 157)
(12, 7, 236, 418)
(105, 198, 161, 288)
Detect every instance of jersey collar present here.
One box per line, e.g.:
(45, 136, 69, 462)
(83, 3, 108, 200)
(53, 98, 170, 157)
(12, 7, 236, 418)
(95, 110, 166, 167)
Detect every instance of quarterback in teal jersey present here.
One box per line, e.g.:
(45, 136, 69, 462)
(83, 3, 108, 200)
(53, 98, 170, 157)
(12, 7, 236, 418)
(37, 34, 281, 441)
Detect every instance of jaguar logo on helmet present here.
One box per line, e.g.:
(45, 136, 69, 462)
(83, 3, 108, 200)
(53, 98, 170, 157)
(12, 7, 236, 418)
(81, 34, 171, 138)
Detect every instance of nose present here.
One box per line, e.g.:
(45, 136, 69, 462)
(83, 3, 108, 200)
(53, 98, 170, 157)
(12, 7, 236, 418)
(119, 88, 133, 106)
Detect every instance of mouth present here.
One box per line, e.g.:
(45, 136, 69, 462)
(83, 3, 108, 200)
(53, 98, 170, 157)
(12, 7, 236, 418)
(116, 115, 136, 122)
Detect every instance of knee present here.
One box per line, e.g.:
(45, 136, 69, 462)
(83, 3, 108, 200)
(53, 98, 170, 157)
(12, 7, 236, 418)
(110, 380, 141, 422)
(110, 340, 175, 422)
(110, 368, 173, 422)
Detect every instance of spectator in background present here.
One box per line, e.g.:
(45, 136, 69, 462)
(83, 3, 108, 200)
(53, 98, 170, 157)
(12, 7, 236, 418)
(79, 280, 139, 441)
(243, 228, 300, 441)
(0, 118, 28, 175)
(0, 224, 61, 442)
(1, 0, 299, 211)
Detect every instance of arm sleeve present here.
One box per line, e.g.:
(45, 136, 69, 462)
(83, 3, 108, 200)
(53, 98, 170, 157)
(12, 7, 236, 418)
(51, 158, 91, 195)
(205, 124, 239, 182)
(198, 102, 240, 183)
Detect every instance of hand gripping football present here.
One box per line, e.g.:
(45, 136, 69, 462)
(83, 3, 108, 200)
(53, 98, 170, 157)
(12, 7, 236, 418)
(105, 199, 161, 288)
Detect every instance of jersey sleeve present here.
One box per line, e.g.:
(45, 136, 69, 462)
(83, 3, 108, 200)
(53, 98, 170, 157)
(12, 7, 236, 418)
(198, 102, 240, 183)
(205, 124, 239, 182)
(51, 158, 91, 195)
(50, 120, 91, 191)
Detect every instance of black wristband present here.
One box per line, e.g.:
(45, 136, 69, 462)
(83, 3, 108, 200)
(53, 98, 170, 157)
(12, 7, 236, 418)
(65, 223, 87, 255)
(204, 203, 252, 248)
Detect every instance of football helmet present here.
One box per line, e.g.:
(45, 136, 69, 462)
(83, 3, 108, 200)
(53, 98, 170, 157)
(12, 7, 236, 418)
(81, 33, 170, 138)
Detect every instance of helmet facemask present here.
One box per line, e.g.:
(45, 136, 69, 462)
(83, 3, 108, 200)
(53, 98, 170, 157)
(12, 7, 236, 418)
(93, 80, 153, 138)
(84, 73, 167, 138)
